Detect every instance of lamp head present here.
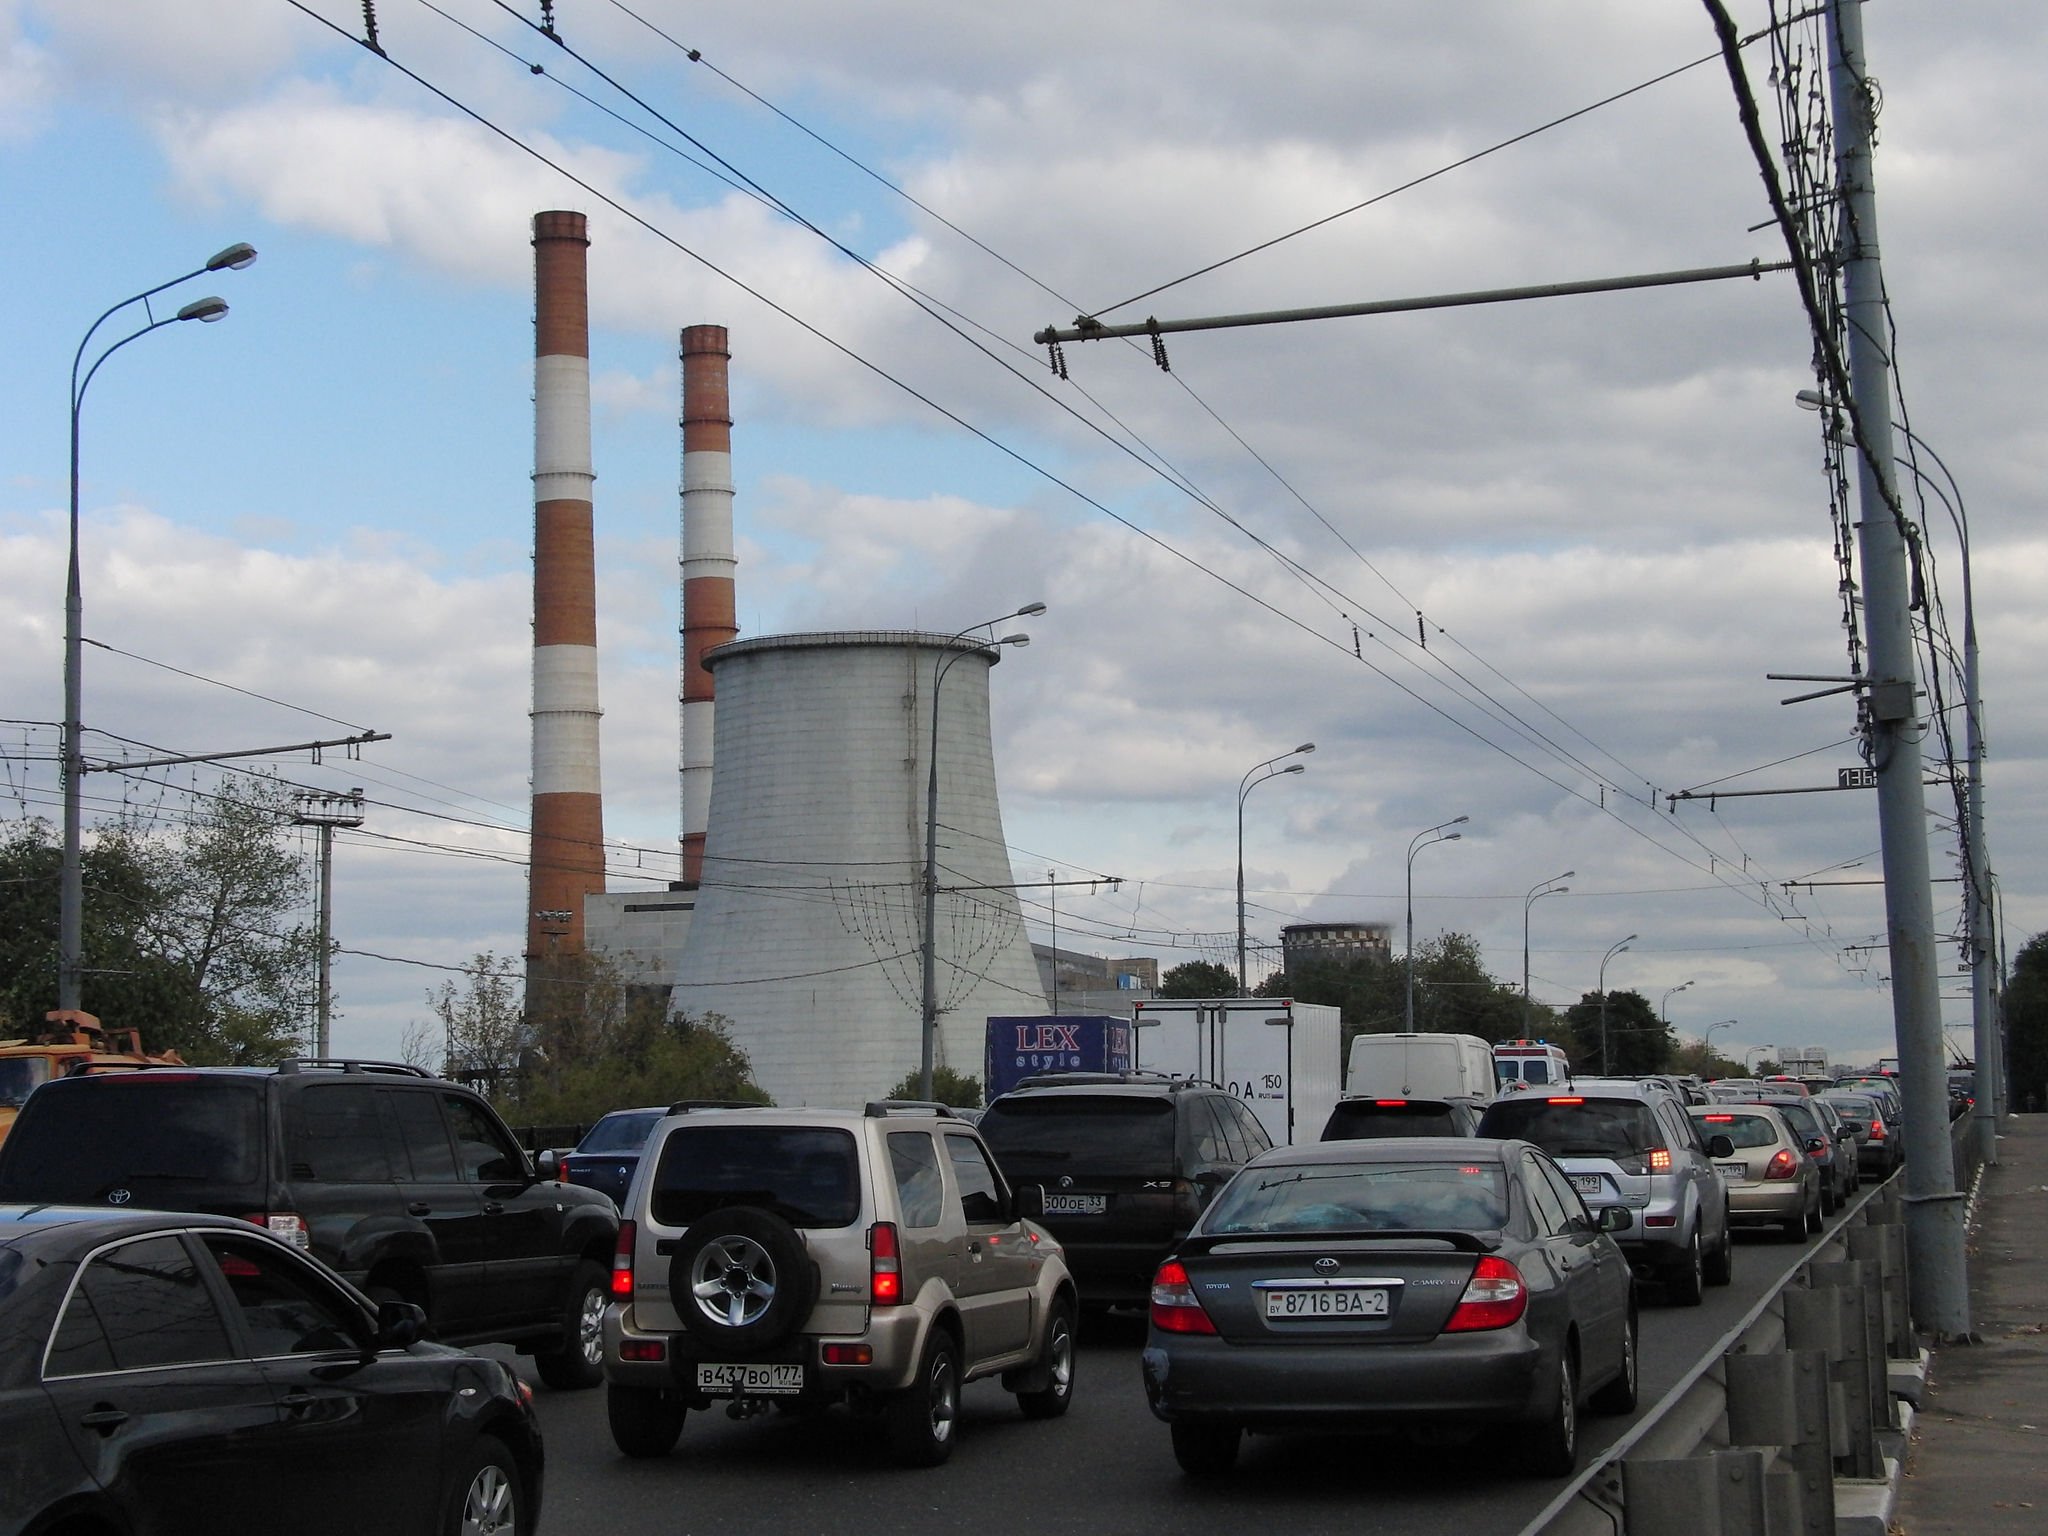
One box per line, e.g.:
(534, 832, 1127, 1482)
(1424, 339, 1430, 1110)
(1794, 389, 1829, 412)
(1280, 763, 1305, 775)
(1560, 869, 1576, 879)
(1294, 742, 1316, 755)
(1442, 832, 1461, 842)
(176, 296, 229, 323)
(1015, 601, 1047, 618)
(1450, 814, 1470, 826)
(206, 242, 259, 272)
(996, 633, 1030, 648)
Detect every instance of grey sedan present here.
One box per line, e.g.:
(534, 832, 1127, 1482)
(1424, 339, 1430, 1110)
(1140, 1137, 1637, 1479)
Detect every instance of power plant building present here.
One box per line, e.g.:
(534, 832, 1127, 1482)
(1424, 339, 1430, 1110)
(665, 632, 1046, 1106)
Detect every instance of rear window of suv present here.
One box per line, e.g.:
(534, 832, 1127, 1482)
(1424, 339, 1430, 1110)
(977, 1095, 1176, 1177)
(1323, 1100, 1464, 1139)
(0, 1078, 265, 1202)
(1480, 1096, 1660, 1160)
(649, 1124, 860, 1230)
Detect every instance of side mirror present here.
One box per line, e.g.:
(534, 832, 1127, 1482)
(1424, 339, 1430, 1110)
(1011, 1183, 1044, 1222)
(1804, 1136, 1827, 1154)
(1597, 1205, 1634, 1233)
(375, 1299, 429, 1349)
(535, 1149, 562, 1179)
(1706, 1134, 1735, 1159)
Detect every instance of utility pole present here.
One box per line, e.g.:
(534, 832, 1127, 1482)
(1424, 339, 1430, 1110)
(293, 789, 365, 1058)
(1825, 0, 1967, 1335)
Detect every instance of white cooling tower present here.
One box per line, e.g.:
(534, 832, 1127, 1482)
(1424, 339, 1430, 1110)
(668, 631, 1046, 1106)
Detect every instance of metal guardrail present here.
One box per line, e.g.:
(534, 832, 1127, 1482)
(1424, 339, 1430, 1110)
(1517, 1111, 1981, 1536)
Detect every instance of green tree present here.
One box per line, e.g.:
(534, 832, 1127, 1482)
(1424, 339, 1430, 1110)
(1158, 960, 1237, 998)
(0, 779, 314, 1063)
(2004, 932, 2048, 1111)
(404, 951, 528, 1081)
(882, 1065, 982, 1108)
(1269, 933, 1559, 1053)
(1564, 989, 1674, 1075)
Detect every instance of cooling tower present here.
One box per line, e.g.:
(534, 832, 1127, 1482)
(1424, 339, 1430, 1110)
(527, 210, 606, 962)
(668, 632, 1046, 1106)
(678, 324, 736, 888)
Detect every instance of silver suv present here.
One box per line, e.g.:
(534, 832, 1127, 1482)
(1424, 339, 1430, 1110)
(602, 1102, 1077, 1466)
(1477, 1078, 1734, 1304)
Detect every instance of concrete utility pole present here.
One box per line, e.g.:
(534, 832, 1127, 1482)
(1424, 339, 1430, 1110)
(294, 789, 365, 1059)
(1824, 0, 1967, 1335)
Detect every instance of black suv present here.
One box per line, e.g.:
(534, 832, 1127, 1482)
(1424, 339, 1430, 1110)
(0, 1059, 619, 1387)
(976, 1073, 1273, 1307)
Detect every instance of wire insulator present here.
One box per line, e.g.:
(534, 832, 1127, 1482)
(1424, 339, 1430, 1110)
(361, 0, 385, 55)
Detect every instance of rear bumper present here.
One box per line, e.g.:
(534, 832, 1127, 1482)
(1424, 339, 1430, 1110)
(602, 1300, 927, 1397)
(1141, 1327, 1548, 1430)
(1724, 1182, 1807, 1224)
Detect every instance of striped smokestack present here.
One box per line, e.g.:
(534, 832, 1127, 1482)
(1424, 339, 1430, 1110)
(678, 324, 736, 888)
(528, 210, 606, 962)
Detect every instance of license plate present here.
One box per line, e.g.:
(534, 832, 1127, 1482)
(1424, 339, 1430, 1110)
(696, 1362, 804, 1396)
(1042, 1193, 1107, 1215)
(1263, 1287, 1390, 1319)
(1571, 1174, 1604, 1195)
(1717, 1163, 1747, 1180)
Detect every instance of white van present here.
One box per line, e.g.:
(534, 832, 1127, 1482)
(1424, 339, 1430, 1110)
(1493, 1038, 1573, 1092)
(1344, 1032, 1497, 1103)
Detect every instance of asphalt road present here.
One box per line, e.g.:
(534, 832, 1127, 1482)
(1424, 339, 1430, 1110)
(497, 1218, 1848, 1536)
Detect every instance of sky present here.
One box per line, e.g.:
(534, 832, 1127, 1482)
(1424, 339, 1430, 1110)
(3, 0, 2043, 1075)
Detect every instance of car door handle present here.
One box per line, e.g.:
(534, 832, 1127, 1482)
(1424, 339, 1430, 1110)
(482, 1201, 505, 1215)
(407, 1201, 432, 1216)
(280, 1390, 317, 1413)
(80, 1407, 129, 1433)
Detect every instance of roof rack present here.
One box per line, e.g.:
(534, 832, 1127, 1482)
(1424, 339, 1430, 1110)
(275, 1059, 434, 1078)
(1009, 1070, 1219, 1092)
(663, 1098, 761, 1115)
(863, 1099, 961, 1119)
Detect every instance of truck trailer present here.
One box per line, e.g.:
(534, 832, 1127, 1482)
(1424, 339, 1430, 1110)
(1129, 997, 1341, 1146)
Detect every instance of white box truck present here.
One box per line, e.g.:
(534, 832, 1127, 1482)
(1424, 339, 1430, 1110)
(1345, 1031, 1499, 1103)
(1131, 997, 1341, 1147)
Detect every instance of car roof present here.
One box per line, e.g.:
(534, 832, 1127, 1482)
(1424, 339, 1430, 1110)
(1491, 1080, 1666, 1103)
(987, 1075, 1208, 1101)
(0, 1204, 256, 1242)
(1243, 1136, 1522, 1170)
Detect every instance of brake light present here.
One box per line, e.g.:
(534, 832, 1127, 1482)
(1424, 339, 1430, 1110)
(1375, 1100, 1408, 1107)
(1764, 1149, 1799, 1181)
(1149, 1260, 1217, 1335)
(870, 1221, 903, 1305)
(243, 1212, 310, 1250)
(1869, 1119, 1887, 1141)
(611, 1220, 635, 1297)
(1547, 1096, 1583, 1105)
(1649, 1148, 1672, 1172)
(1445, 1256, 1527, 1332)
(1702, 1114, 1734, 1123)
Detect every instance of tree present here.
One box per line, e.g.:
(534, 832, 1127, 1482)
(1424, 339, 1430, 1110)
(1158, 960, 1237, 998)
(1564, 989, 1674, 1075)
(1268, 933, 1557, 1052)
(883, 1065, 982, 1108)
(0, 778, 315, 1063)
(403, 952, 528, 1082)
(2004, 932, 2048, 1112)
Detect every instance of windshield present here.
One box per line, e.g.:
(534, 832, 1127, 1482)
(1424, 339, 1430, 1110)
(1205, 1161, 1508, 1234)
(1480, 1097, 1660, 1160)
(578, 1109, 664, 1154)
(0, 1058, 52, 1110)
(977, 1096, 1175, 1176)
(0, 1079, 264, 1201)
(649, 1125, 860, 1229)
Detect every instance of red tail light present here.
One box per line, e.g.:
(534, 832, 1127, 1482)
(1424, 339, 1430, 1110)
(1702, 1114, 1735, 1123)
(1375, 1100, 1408, 1107)
(1149, 1259, 1217, 1335)
(1869, 1119, 1887, 1141)
(1764, 1149, 1799, 1181)
(1445, 1255, 1527, 1332)
(1648, 1148, 1672, 1172)
(1547, 1097, 1584, 1105)
(870, 1221, 903, 1305)
(611, 1220, 635, 1297)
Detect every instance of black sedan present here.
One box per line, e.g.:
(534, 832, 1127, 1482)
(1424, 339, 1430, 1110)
(1140, 1137, 1636, 1478)
(539, 1105, 671, 1207)
(0, 1206, 542, 1536)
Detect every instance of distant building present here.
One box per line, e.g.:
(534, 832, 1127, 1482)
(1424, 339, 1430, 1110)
(1281, 921, 1393, 977)
(1033, 945, 1158, 1018)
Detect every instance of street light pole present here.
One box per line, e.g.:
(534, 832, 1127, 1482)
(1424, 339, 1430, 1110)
(1703, 1020, 1736, 1071)
(1405, 816, 1469, 1031)
(920, 602, 1044, 1101)
(1596, 933, 1636, 1076)
(61, 243, 256, 1015)
(1236, 744, 1314, 993)
(1659, 980, 1695, 1024)
(1522, 870, 1572, 1033)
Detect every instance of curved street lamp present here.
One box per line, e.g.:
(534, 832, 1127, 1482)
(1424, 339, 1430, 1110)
(1702, 1020, 1737, 1070)
(1522, 870, 1573, 1033)
(1405, 815, 1469, 1031)
(1659, 979, 1695, 1023)
(920, 602, 1044, 1100)
(61, 244, 257, 1013)
(1236, 743, 1314, 992)
(1596, 933, 1636, 1076)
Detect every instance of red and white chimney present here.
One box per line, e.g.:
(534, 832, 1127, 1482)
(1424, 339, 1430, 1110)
(678, 324, 736, 888)
(528, 210, 606, 961)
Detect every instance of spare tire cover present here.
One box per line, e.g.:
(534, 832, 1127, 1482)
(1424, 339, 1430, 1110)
(669, 1206, 819, 1357)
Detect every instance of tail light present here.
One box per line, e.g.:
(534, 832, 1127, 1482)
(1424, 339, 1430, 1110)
(244, 1212, 310, 1250)
(1869, 1118, 1887, 1141)
(611, 1220, 636, 1297)
(1764, 1149, 1799, 1181)
(1445, 1255, 1527, 1332)
(1149, 1260, 1217, 1335)
(1648, 1148, 1672, 1172)
(870, 1221, 903, 1305)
